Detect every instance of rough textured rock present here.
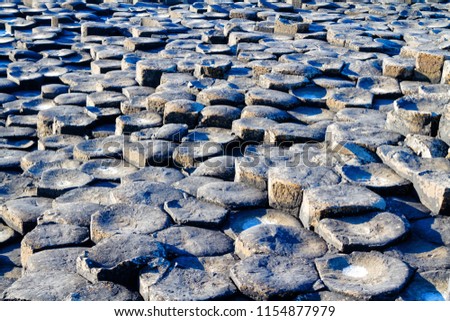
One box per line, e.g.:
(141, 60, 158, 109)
(76, 234, 165, 288)
(197, 182, 267, 210)
(316, 212, 409, 253)
(299, 184, 386, 229)
(164, 197, 228, 228)
(21, 224, 89, 266)
(152, 225, 234, 257)
(230, 254, 320, 300)
(315, 251, 412, 300)
(91, 204, 171, 244)
(235, 224, 327, 260)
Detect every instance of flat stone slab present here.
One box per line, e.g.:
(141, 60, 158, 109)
(385, 238, 450, 272)
(413, 171, 450, 216)
(110, 182, 184, 207)
(224, 208, 303, 240)
(91, 204, 171, 244)
(411, 216, 450, 246)
(230, 254, 321, 300)
(235, 224, 328, 260)
(2, 271, 88, 301)
(152, 225, 233, 257)
(54, 186, 113, 206)
(0, 222, 16, 245)
(171, 176, 224, 197)
(299, 184, 387, 229)
(268, 165, 341, 215)
(66, 281, 141, 301)
(1, 197, 52, 235)
(315, 251, 412, 300)
(121, 166, 184, 185)
(376, 145, 450, 182)
(76, 234, 165, 288)
(139, 260, 236, 301)
(197, 182, 267, 210)
(339, 163, 411, 195)
(316, 212, 409, 253)
(24, 247, 90, 275)
(37, 168, 94, 198)
(398, 270, 450, 301)
(164, 197, 228, 228)
(80, 159, 138, 182)
(21, 223, 89, 266)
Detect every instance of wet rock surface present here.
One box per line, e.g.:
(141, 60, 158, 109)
(1, 0, 450, 302)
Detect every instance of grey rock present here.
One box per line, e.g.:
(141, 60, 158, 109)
(91, 204, 171, 243)
(411, 216, 450, 246)
(315, 251, 412, 300)
(152, 225, 233, 257)
(398, 270, 450, 301)
(192, 155, 236, 181)
(76, 234, 165, 287)
(1, 197, 52, 235)
(230, 254, 320, 300)
(171, 176, 224, 198)
(66, 281, 141, 301)
(339, 163, 411, 195)
(121, 166, 184, 185)
(299, 184, 386, 229)
(38, 202, 104, 227)
(37, 169, 94, 198)
(164, 197, 228, 228)
(54, 187, 113, 206)
(316, 212, 409, 253)
(197, 182, 267, 210)
(235, 224, 327, 259)
(413, 171, 450, 216)
(21, 223, 89, 266)
(268, 165, 341, 215)
(110, 181, 184, 207)
(404, 134, 449, 158)
(2, 271, 88, 301)
(224, 208, 303, 240)
(385, 238, 450, 272)
(24, 247, 89, 275)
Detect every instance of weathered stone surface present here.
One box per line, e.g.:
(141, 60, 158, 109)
(299, 184, 386, 229)
(139, 258, 236, 301)
(326, 88, 374, 111)
(76, 234, 165, 287)
(339, 163, 411, 195)
(152, 226, 233, 257)
(121, 166, 184, 185)
(21, 224, 89, 266)
(268, 165, 341, 215)
(24, 247, 89, 275)
(164, 197, 228, 228)
(1, 197, 52, 235)
(110, 182, 184, 207)
(315, 251, 412, 300)
(385, 238, 450, 272)
(2, 271, 88, 301)
(235, 224, 327, 260)
(0, 222, 16, 245)
(171, 176, 224, 198)
(376, 145, 450, 182)
(398, 270, 450, 301)
(192, 155, 236, 181)
(224, 208, 303, 240)
(66, 281, 141, 301)
(197, 182, 267, 210)
(230, 254, 320, 300)
(316, 212, 409, 253)
(404, 134, 449, 159)
(91, 204, 171, 244)
(411, 216, 450, 247)
(54, 187, 113, 206)
(413, 171, 450, 216)
(37, 168, 94, 198)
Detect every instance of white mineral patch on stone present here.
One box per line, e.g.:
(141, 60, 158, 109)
(342, 266, 368, 278)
